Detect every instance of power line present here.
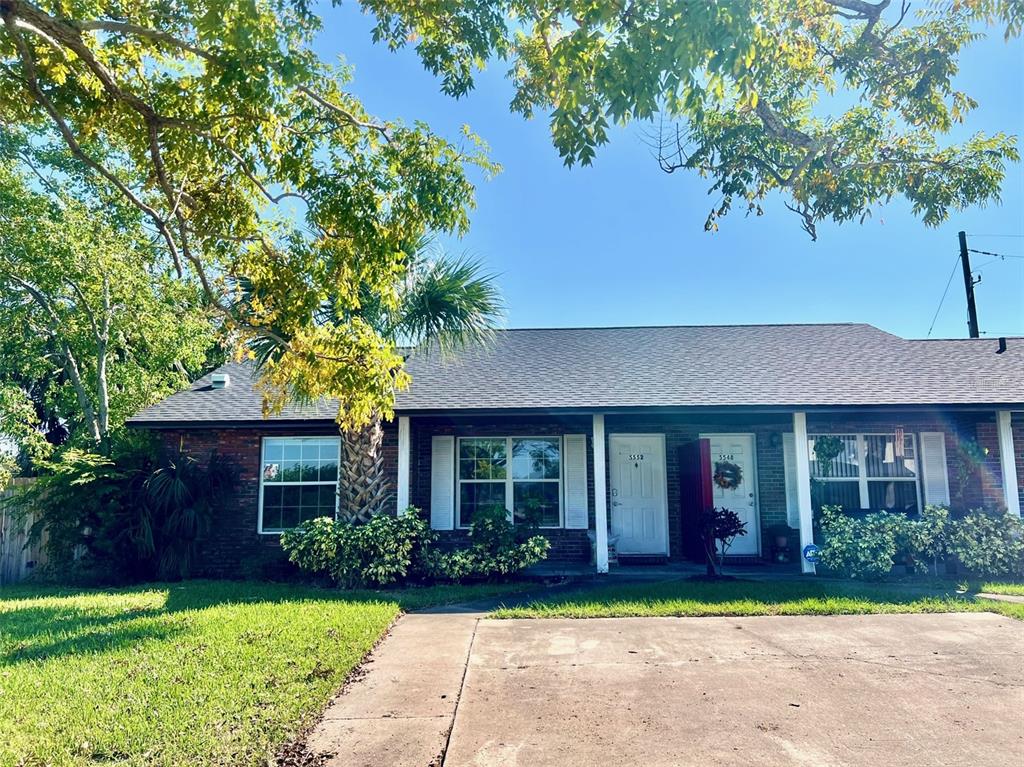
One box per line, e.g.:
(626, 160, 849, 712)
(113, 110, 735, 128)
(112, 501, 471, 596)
(968, 233, 1024, 239)
(967, 248, 1024, 259)
(927, 253, 962, 338)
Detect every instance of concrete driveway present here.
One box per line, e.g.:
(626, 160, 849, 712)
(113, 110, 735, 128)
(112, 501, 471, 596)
(445, 613, 1023, 767)
(308, 611, 1023, 767)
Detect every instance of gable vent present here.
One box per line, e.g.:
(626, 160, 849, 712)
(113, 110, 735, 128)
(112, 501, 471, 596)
(210, 373, 230, 389)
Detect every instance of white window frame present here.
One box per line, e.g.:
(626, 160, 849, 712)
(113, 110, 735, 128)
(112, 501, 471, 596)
(455, 436, 564, 529)
(258, 436, 341, 534)
(809, 431, 923, 513)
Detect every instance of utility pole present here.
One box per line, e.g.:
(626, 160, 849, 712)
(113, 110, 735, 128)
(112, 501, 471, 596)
(959, 230, 980, 338)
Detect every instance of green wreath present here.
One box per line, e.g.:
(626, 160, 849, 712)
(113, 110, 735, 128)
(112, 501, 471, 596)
(713, 460, 743, 490)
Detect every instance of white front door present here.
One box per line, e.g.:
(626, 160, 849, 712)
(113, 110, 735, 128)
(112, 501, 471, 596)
(703, 433, 760, 556)
(609, 434, 668, 555)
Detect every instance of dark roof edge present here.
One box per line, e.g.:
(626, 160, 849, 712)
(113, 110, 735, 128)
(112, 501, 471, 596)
(394, 403, 1024, 417)
(127, 418, 338, 430)
(129, 402, 1024, 429)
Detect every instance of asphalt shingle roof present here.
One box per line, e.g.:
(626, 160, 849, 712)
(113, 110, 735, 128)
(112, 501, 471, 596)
(128, 324, 1024, 426)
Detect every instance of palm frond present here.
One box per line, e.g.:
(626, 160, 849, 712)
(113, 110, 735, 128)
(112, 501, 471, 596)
(395, 255, 504, 354)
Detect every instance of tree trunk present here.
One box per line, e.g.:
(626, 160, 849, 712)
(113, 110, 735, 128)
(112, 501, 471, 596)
(337, 414, 391, 523)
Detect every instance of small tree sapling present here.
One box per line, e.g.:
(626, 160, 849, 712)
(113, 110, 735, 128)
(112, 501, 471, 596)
(699, 506, 748, 578)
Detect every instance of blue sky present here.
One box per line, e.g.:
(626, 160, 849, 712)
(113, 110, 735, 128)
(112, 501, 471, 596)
(316, 7, 1024, 340)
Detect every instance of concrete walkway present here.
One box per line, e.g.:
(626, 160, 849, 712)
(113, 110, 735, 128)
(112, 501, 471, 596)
(306, 604, 1024, 767)
(304, 610, 479, 767)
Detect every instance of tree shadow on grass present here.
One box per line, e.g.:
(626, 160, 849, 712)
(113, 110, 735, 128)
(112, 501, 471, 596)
(0, 579, 493, 664)
(0, 603, 181, 664)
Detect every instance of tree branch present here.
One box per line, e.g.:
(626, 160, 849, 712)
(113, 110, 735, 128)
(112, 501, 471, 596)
(75, 18, 215, 61)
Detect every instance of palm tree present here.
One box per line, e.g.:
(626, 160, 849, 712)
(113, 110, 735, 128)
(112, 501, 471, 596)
(241, 239, 502, 522)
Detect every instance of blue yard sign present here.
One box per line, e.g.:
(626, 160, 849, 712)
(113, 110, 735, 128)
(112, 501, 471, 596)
(802, 544, 821, 564)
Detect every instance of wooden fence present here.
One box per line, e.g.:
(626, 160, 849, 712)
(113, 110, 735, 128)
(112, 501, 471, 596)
(0, 478, 47, 585)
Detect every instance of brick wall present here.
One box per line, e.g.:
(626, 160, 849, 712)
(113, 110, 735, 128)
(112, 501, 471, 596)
(155, 423, 396, 578)
(151, 409, 1019, 576)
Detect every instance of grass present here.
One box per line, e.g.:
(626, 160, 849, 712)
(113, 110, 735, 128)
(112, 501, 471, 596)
(0, 579, 521, 767)
(979, 581, 1024, 596)
(491, 577, 1024, 621)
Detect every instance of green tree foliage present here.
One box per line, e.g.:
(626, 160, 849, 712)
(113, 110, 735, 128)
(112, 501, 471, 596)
(0, 0, 494, 428)
(244, 237, 502, 523)
(11, 434, 237, 581)
(364, 0, 1020, 238)
(0, 156, 219, 463)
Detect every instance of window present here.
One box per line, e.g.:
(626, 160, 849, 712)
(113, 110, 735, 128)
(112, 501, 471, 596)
(457, 437, 562, 528)
(809, 432, 921, 514)
(260, 437, 340, 533)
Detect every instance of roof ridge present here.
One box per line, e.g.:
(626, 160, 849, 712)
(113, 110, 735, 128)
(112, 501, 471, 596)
(490, 322, 878, 332)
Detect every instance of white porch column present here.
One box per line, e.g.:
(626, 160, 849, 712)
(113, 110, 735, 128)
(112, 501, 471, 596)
(996, 411, 1020, 517)
(396, 416, 410, 514)
(792, 412, 816, 574)
(592, 414, 609, 574)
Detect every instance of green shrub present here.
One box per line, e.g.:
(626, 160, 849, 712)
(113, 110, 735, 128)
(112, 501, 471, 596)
(817, 505, 907, 580)
(423, 504, 550, 581)
(818, 504, 1024, 580)
(948, 508, 1024, 578)
(900, 505, 951, 575)
(14, 434, 235, 582)
(280, 509, 435, 588)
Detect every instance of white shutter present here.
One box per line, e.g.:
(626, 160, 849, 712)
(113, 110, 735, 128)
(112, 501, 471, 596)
(430, 435, 455, 530)
(920, 431, 950, 506)
(782, 432, 800, 528)
(563, 434, 589, 529)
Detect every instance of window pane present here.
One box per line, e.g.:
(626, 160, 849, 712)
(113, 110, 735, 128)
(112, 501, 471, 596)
(281, 505, 302, 529)
(280, 460, 302, 482)
(263, 462, 281, 482)
(263, 485, 283, 509)
(263, 442, 283, 462)
(811, 480, 860, 511)
(282, 486, 301, 507)
(459, 482, 506, 527)
(300, 458, 319, 482)
(319, 459, 338, 482)
(459, 438, 507, 480)
(513, 481, 560, 526)
(864, 435, 917, 479)
(512, 438, 560, 480)
(868, 481, 919, 514)
(300, 485, 320, 509)
(265, 507, 284, 532)
(809, 435, 859, 478)
(282, 442, 301, 461)
(318, 485, 336, 510)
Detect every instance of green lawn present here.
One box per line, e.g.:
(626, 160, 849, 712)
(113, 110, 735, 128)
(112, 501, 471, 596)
(491, 578, 1024, 621)
(980, 581, 1024, 596)
(0, 579, 520, 767)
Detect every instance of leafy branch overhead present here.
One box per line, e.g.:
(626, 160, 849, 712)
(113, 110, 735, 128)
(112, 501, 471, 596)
(364, 0, 1020, 238)
(0, 0, 496, 426)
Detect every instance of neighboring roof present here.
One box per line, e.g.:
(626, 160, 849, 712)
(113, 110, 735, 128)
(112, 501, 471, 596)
(128, 324, 1024, 426)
